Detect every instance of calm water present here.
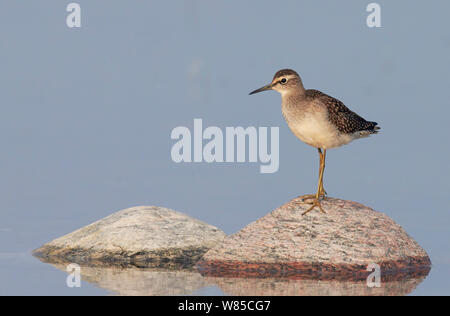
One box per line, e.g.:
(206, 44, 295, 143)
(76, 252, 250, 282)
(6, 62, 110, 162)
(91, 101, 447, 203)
(1, 1, 449, 295)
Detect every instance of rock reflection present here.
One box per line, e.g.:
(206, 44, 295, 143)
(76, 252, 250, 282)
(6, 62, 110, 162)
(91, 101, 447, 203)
(51, 264, 210, 296)
(48, 263, 429, 296)
(204, 275, 428, 296)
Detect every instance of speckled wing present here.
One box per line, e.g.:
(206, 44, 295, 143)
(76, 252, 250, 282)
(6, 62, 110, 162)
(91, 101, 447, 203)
(306, 89, 379, 135)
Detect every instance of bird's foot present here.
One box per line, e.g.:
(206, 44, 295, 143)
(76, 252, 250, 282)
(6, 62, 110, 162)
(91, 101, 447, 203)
(299, 194, 316, 202)
(300, 196, 326, 216)
(300, 192, 326, 202)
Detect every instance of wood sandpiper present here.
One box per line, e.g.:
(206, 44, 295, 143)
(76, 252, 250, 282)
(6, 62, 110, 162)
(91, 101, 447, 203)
(250, 69, 380, 215)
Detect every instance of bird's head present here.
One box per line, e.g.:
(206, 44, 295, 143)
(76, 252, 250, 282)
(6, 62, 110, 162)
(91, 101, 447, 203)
(249, 69, 304, 96)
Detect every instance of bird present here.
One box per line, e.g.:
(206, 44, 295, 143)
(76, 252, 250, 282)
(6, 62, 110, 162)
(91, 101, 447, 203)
(250, 69, 380, 215)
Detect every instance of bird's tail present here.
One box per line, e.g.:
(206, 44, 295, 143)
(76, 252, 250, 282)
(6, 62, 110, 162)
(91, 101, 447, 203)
(370, 121, 380, 134)
(356, 121, 380, 138)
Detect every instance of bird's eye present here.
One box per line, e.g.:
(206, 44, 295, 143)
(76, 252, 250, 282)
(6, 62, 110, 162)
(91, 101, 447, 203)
(280, 78, 287, 84)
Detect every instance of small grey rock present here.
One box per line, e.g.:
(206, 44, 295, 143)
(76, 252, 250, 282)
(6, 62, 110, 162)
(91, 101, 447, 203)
(33, 206, 226, 269)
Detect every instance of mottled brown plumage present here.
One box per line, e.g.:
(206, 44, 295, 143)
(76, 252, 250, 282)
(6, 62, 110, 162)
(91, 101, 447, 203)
(305, 89, 379, 135)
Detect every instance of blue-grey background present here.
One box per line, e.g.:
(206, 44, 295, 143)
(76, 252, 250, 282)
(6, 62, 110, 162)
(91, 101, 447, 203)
(1, 0, 449, 295)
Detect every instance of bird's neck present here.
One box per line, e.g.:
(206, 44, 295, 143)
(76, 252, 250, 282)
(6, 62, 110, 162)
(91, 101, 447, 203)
(281, 87, 306, 108)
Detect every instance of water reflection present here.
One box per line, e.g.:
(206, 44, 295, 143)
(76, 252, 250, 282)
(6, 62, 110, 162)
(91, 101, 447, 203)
(48, 263, 429, 296)
(50, 264, 210, 296)
(205, 276, 428, 296)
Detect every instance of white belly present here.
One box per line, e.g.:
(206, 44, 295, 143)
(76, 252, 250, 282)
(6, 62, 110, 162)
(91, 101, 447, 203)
(286, 113, 353, 149)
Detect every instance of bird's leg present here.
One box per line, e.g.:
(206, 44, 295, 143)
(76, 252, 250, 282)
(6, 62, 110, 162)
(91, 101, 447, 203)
(318, 149, 327, 198)
(300, 148, 326, 201)
(302, 148, 326, 215)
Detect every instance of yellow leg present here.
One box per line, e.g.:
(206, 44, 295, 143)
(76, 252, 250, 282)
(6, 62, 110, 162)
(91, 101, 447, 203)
(301, 148, 327, 215)
(300, 148, 327, 200)
(319, 149, 327, 198)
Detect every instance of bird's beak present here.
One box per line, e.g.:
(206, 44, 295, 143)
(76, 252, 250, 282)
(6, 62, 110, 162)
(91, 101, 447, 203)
(249, 83, 273, 95)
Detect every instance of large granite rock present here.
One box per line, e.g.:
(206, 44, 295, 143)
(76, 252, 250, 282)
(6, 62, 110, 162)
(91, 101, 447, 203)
(33, 206, 226, 269)
(198, 197, 431, 280)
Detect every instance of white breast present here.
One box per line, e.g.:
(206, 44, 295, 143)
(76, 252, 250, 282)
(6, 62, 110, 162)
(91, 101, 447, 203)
(283, 109, 353, 149)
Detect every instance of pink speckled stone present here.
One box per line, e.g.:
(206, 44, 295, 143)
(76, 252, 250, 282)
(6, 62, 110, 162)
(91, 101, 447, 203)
(197, 197, 431, 281)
